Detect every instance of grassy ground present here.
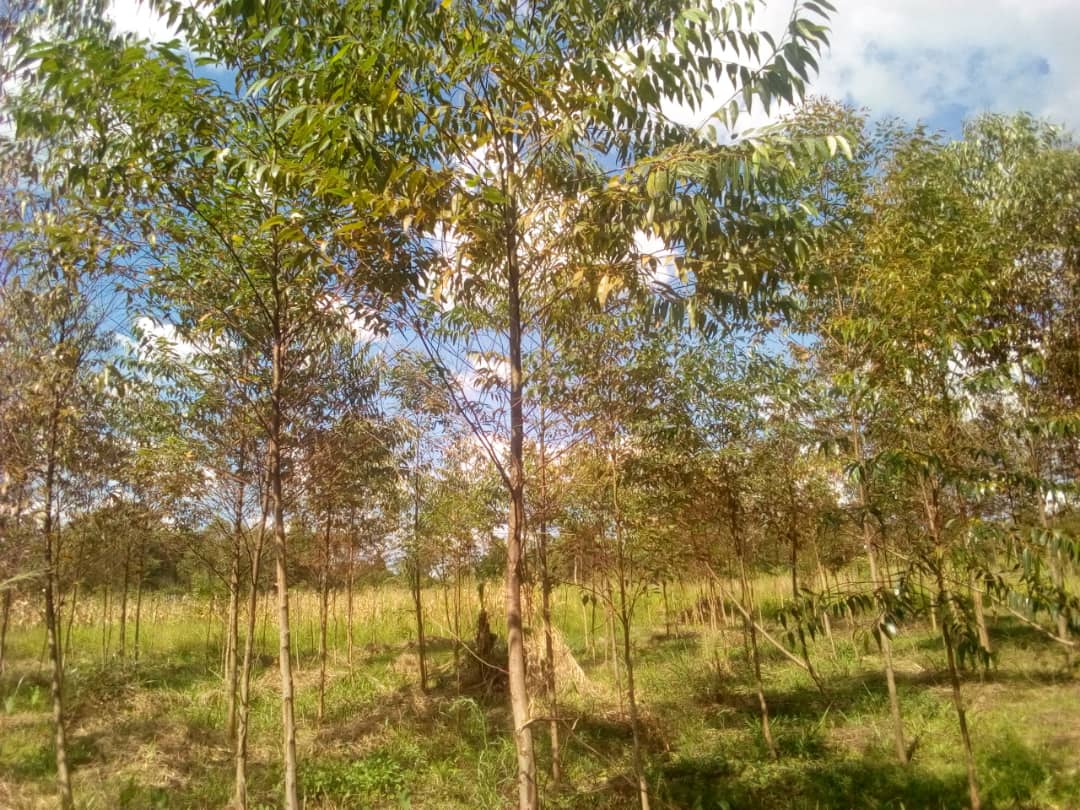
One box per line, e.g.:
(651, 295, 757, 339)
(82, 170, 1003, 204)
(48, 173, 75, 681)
(1, 578, 1078, 809)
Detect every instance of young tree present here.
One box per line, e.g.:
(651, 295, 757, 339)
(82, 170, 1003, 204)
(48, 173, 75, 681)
(0, 209, 119, 809)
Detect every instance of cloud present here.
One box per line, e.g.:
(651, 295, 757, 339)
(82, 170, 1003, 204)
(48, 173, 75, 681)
(669, 1, 1080, 136)
(808, 0, 1080, 131)
(132, 316, 202, 362)
(106, 0, 181, 42)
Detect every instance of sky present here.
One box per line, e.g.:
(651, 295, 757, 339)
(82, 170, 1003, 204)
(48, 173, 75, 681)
(107, 0, 1080, 138)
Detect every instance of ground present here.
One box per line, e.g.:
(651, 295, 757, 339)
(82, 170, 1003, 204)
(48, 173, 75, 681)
(1, 580, 1078, 809)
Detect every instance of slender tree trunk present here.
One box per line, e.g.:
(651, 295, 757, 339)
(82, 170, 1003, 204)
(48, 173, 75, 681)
(235, 472, 269, 810)
(206, 591, 216, 665)
(924, 482, 980, 810)
(661, 581, 671, 638)
(739, 550, 776, 759)
(454, 563, 463, 691)
(537, 375, 561, 784)
(505, 193, 537, 810)
(1037, 484, 1071, 668)
(788, 481, 800, 602)
(101, 583, 109, 664)
(0, 589, 11, 675)
(612, 462, 649, 810)
(606, 584, 623, 713)
(938, 567, 981, 810)
(119, 539, 130, 662)
(582, 589, 593, 658)
(970, 570, 991, 656)
(270, 332, 299, 810)
(852, 416, 908, 763)
(619, 605, 652, 810)
(346, 530, 355, 671)
(225, 478, 245, 741)
(65, 581, 77, 660)
(318, 515, 331, 721)
(811, 533, 836, 658)
(726, 480, 776, 760)
(787, 509, 824, 692)
(291, 587, 302, 674)
(133, 535, 146, 668)
(43, 404, 74, 809)
(866, 529, 907, 760)
(410, 434, 428, 692)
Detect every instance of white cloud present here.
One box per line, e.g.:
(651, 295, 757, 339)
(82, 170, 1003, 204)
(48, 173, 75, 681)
(133, 316, 202, 361)
(106, 0, 182, 42)
(808, 0, 1080, 131)
(671, 1, 1080, 135)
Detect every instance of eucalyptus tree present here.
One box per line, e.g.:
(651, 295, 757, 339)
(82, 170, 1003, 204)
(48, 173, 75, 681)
(551, 296, 690, 806)
(809, 122, 1025, 810)
(17, 4, 842, 807)
(667, 335, 806, 756)
(796, 103, 924, 765)
(384, 4, 837, 803)
(297, 339, 399, 718)
(106, 2, 841, 804)
(129, 332, 266, 732)
(17, 20, 425, 803)
(951, 114, 1080, 663)
(0, 208, 120, 809)
(387, 354, 458, 692)
(139, 159, 398, 810)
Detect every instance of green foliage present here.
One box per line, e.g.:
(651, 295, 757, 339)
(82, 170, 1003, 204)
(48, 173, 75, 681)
(302, 751, 409, 803)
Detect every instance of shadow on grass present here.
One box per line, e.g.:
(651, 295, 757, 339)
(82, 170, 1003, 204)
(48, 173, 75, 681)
(655, 753, 968, 810)
(654, 729, 1075, 810)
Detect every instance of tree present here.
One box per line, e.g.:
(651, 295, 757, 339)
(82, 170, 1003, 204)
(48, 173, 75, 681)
(0, 204, 120, 809)
(377, 4, 836, 804)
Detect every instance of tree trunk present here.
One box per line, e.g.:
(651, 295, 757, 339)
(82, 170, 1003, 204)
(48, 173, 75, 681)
(43, 404, 74, 809)
(612, 463, 649, 809)
(811, 533, 836, 658)
(101, 583, 110, 664)
(970, 570, 991, 657)
(0, 589, 11, 675)
(503, 195, 537, 810)
(938, 567, 982, 810)
(346, 532, 355, 671)
(225, 481, 244, 741)
(787, 509, 824, 693)
(64, 581, 77, 660)
(1028, 435, 1071, 667)
(537, 376, 561, 784)
(133, 535, 146, 668)
(924, 481, 980, 810)
(454, 563, 463, 691)
(866, 530, 908, 761)
(620, 613, 650, 810)
(606, 586, 623, 713)
(725, 476, 776, 760)
(852, 416, 908, 763)
(410, 435, 428, 693)
(739, 551, 776, 759)
(235, 475, 269, 810)
(119, 539, 130, 662)
(318, 515, 331, 721)
(270, 333, 300, 810)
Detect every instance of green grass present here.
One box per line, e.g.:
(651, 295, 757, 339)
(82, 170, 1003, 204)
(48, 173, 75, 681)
(1, 581, 1078, 809)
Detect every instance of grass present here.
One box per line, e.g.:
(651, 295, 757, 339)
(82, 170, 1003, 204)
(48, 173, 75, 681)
(1, 578, 1078, 809)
